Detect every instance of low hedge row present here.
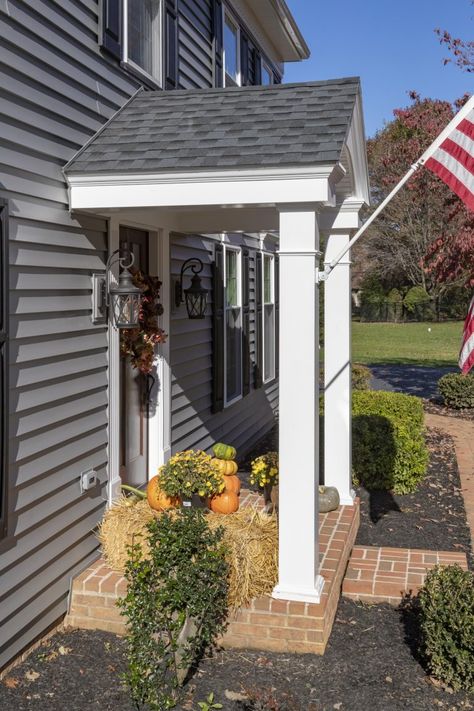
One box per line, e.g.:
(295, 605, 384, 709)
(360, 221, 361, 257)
(352, 390, 428, 494)
(438, 372, 474, 409)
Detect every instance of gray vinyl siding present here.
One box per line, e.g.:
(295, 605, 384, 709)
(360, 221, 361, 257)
(178, 0, 214, 89)
(170, 234, 278, 457)
(0, 0, 141, 670)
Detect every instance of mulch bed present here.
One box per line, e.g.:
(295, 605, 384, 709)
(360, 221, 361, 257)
(1, 600, 473, 711)
(356, 427, 473, 568)
(423, 398, 474, 421)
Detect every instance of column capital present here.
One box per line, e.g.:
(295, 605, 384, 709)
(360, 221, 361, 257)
(276, 202, 323, 214)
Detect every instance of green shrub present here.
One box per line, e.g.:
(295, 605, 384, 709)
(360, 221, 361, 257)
(419, 565, 474, 692)
(352, 364, 371, 391)
(118, 509, 229, 710)
(352, 390, 428, 493)
(438, 372, 474, 409)
(403, 285, 430, 312)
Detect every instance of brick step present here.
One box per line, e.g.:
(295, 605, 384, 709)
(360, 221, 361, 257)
(66, 497, 361, 655)
(342, 545, 468, 605)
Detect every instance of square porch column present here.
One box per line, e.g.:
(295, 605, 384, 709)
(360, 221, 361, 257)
(273, 206, 324, 604)
(323, 233, 355, 505)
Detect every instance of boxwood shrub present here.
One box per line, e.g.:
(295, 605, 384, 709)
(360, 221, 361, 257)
(352, 364, 371, 391)
(352, 390, 428, 493)
(419, 565, 474, 692)
(438, 372, 474, 409)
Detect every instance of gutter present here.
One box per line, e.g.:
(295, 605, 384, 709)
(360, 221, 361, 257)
(270, 0, 311, 60)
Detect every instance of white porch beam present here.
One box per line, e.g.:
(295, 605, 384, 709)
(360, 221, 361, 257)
(273, 206, 324, 604)
(323, 232, 354, 505)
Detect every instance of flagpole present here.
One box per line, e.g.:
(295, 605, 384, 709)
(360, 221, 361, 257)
(321, 94, 474, 279)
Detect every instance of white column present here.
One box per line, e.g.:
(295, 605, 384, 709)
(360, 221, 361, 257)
(323, 233, 354, 505)
(107, 216, 122, 505)
(273, 207, 324, 604)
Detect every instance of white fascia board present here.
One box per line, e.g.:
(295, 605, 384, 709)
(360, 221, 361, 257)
(67, 166, 336, 211)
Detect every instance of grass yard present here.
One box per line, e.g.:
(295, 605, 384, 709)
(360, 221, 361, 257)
(352, 320, 463, 367)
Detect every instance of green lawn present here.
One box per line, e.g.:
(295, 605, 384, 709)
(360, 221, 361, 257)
(352, 321, 463, 367)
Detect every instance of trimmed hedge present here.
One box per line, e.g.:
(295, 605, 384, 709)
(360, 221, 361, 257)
(352, 364, 371, 391)
(438, 372, 474, 409)
(419, 565, 474, 692)
(352, 390, 428, 493)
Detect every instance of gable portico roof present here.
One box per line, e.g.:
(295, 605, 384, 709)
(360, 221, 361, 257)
(64, 79, 361, 177)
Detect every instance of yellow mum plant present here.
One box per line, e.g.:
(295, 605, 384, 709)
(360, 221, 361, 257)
(159, 450, 225, 498)
(250, 451, 279, 488)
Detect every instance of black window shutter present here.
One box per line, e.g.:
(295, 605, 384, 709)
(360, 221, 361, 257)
(274, 254, 280, 377)
(242, 249, 250, 396)
(101, 0, 122, 60)
(212, 0, 224, 87)
(212, 244, 225, 413)
(240, 32, 250, 86)
(254, 251, 263, 389)
(253, 48, 262, 85)
(164, 0, 178, 89)
(0, 201, 8, 538)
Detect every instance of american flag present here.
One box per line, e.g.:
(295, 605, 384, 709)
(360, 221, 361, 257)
(424, 96, 474, 212)
(459, 296, 474, 375)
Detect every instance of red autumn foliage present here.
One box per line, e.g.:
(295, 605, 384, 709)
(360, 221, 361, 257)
(435, 1, 474, 73)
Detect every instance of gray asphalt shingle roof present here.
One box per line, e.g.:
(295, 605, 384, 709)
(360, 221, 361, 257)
(64, 78, 360, 175)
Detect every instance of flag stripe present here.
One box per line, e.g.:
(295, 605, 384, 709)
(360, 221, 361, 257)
(425, 156, 474, 211)
(457, 116, 474, 140)
(431, 143, 474, 186)
(459, 296, 474, 375)
(448, 127, 474, 159)
(440, 138, 474, 175)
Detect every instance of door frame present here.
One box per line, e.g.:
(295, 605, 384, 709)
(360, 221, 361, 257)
(107, 215, 171, 505)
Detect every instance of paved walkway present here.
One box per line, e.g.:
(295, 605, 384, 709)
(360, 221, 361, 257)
(370, 364, 456, 399)
(425, 412, 474, 548)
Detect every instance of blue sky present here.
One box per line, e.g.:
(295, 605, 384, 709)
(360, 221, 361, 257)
(284, 0, 473, 137)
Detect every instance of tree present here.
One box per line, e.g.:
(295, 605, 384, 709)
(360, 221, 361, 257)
(364, 93, 474, 295)
(435, 1, 473, 73)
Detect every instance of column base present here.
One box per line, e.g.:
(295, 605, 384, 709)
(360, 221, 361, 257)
(272, 575, 325, 604)
(338, 488, 356, 506)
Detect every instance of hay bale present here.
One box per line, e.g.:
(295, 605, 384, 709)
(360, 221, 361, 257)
(97, 496, 157, 571)
(98, 498, 278, 608)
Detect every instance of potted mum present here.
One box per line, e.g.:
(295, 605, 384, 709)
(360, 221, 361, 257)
(250, 452, 279, 513)
(159, 450, 225, 508)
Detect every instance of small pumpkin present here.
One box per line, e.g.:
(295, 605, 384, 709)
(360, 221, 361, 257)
(210, 490, 239, 514)
(318, 485, 340, 513)
(211, 458, 238, 476)
(212, 442, 237, 461)
(147, 475, 181, 511)
(223, 474, 241, 494)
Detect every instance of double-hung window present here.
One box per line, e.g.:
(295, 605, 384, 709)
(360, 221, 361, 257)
(123, 0, 162, 84)
(224, 247, 242, 405)
(223, 10, 240, 86)
(262, 253, 275, 383)
(261, 62, 273, 86)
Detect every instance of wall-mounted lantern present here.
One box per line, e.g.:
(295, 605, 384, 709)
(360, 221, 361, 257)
(91, 246, 142, 328)
(175, 258, 208, 319)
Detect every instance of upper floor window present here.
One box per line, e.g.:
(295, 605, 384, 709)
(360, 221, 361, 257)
(262, 62, 273, 86)
(262, 253, 275, 382)
(223, 11, 240, 86)
(124, 0, 162, 84)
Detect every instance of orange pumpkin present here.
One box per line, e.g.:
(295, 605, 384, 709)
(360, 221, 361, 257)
(211, 458, 238, 476)
(210, 490, 239, 514)
(146, 475, 181, 511)
(223, 474, 241, 494)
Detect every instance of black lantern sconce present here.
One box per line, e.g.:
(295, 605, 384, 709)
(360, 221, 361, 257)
(91, 246, 142, 329)
(175, 258, 208, 319)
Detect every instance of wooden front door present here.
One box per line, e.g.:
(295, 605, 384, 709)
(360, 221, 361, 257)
(119, 227, 149, 488)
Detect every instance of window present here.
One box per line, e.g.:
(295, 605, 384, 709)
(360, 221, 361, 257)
(124, 0, 162, 83)
(0, 200, 8, 538)
(262, 253, 275, 382)
(223, 11, 240, 86)
(224, 247, 242, 404)
(262, 62, 273, 86)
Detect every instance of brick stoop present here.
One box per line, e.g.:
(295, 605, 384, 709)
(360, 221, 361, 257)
(66, 496, 360, 655)
(342, 545, 469, 605)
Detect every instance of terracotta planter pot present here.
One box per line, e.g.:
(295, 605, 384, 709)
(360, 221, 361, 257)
(263, 483, 279, 514)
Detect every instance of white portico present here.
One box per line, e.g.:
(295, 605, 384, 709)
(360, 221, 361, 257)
(64, 79, 370, 605)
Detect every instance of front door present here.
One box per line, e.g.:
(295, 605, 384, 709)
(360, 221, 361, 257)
(120, 227, 149, 488)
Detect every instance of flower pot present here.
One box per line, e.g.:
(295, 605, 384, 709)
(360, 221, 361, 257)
(263, 483, 279, 514)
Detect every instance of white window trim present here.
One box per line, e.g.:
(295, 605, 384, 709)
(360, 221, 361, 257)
(223, 244, 243, 407)
(262, 251, 276, 384)
(262, 61, 274, 86)
(123, 0, 163, 87)
(222, 5, 241, 87)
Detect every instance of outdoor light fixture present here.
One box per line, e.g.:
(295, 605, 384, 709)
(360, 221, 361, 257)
(175, 258, 208, 319)
(91, 246, 142, 329)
